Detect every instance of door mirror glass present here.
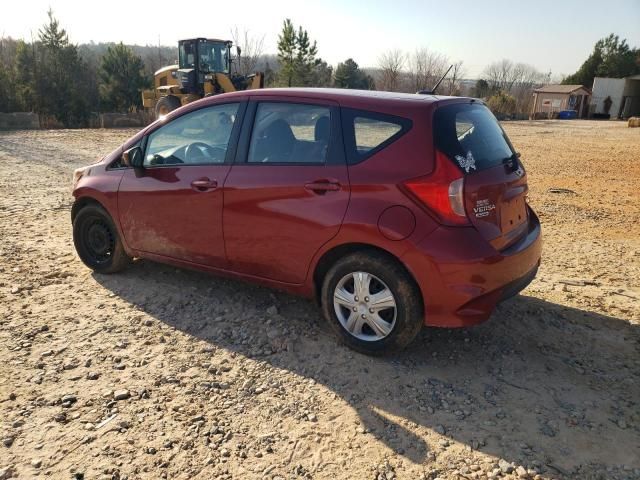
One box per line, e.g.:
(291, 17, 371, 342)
(123, 146, 143, 168)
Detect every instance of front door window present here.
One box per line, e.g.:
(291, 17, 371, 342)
(144, 103, 240, 166)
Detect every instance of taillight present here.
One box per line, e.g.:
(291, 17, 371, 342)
(402, 150, 469, 226)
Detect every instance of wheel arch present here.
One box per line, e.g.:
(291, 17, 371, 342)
(71, 196, 107, 223)
(311, 242, 424, 312)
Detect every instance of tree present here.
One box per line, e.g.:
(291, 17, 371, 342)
(0, 37, 21, 112)
(484, 59, 520, 92)
(310, 58, 333, 87)
(444, 61, 465, 96)
(334, 58, 374, 89)
(483, 59, 546, 114)
(36, 9, 92, 126)
(472, 79, 491, 98)
(99, 43, 148, 112)
(293, 25, 318, 86)
(276, 19, 318, 87)
(563, 34, 640, 87)
(378, 49, 405, 91)
(231, 27, 265, 77)
(0, 64, 10, 112)
(13, 40, 37, 111)
(38, 9, 68, 49)
(486, 91, 517, 119)
(263, 59, 277, 87)
(409, 48, 447, 92)
(277, 19, 296, 86)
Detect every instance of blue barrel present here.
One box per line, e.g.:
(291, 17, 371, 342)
(558, 110, 578, 120)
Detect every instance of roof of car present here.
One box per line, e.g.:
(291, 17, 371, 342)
(213, 88, 471, 108)
(246, 87, 449, 103)
(178, 89, 476, 122)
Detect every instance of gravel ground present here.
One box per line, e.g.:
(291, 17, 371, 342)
(0, 120, 639, 480)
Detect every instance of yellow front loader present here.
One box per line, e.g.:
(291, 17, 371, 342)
(142, 38, 264, 118)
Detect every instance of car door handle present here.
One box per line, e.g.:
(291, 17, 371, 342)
(191, 178, 218, 191)
(304, 180, 341, 194)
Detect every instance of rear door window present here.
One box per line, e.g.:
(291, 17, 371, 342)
(434, 103, 516, 174)
(248, 102, 331, 164)
(342, 108, 412, 165)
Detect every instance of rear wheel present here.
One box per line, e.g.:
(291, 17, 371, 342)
(155, 95, 181, 118)
(73, 204, 130, 274)
(321, 251, 423, 355)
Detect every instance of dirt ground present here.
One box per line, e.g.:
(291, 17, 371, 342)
(0, 120, 639, 480)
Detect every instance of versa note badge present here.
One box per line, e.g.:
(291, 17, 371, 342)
(474, 199, 496, 218)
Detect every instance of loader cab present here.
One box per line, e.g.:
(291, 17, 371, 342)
(177, 38, 232, 94)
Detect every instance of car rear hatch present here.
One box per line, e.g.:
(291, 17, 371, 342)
(433, 101, 529, 251)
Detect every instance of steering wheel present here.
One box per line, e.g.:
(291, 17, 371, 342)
(184, 142, 226, 163)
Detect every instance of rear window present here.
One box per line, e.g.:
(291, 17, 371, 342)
(434, 103, 515, 174)
(342, 108, 412, 165)
(354, 117, 402, 153)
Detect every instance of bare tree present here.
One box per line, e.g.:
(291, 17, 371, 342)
(377, 49, 405, 91)
(483, 59, 547, 115)
(484, 59, 518, 92)
(231, 27, 265, 76)
(484, 59, 545, 93)
(409, 47, 448, 92)
(444, 60, 466, 95)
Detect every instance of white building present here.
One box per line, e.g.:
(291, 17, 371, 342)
(591, 75, 640, 119)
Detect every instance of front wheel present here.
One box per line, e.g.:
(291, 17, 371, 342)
(321, 251, 423, 355)
(73, 204, 130, 274)
(155, 95, 181, 118)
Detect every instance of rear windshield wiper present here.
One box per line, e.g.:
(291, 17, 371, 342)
(501, 152, 521, 171)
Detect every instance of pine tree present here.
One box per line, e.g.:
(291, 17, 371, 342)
(563, 34, 640, 86)
(294, 26, 317, 86)
(334, 58, 373, 89)
(36, 9, 91, 126)
(277, 19, 297, 87)
(99, 43, 148, 112)
(14, 40, 37, 111)
(38, 9, 68, 49)
(277, 19, 319, 87)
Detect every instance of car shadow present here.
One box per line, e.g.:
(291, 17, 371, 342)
(93, 259, 640, 477)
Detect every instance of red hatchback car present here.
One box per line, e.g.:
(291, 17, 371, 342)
(72, 88, 541, 354)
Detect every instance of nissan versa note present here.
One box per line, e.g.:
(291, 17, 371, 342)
(71, 88, 541, 354)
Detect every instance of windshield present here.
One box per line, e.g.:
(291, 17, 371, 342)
(198, 41, 229, 73)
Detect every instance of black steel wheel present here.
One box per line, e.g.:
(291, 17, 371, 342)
(73, 204, 130, 273)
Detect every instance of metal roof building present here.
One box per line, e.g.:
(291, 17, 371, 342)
(530, 84, 591, 119)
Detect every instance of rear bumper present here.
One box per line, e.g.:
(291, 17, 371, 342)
(403, 207, 542, 327)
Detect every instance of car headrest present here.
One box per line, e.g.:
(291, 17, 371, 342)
(265, 119, 295, 144)
(314, 116, 330, 142)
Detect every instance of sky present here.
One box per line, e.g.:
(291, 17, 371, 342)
(2, 0, 639, 78)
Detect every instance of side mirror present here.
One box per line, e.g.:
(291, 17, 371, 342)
(122, 146, 143, 168)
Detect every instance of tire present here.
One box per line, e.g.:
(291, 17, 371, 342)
(73, 204, 130, 274)
(320, 251, 423, 355)
(155, 95, 181, 118)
